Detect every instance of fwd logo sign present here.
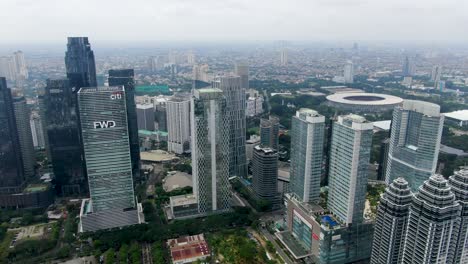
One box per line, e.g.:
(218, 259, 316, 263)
(93, 121, 116, 129)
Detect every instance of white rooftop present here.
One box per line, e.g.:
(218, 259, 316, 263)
(444, 110, 468, 121)
(373, 120, 391, 131)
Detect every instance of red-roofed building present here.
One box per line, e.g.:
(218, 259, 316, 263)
(167, 233, 211, 264)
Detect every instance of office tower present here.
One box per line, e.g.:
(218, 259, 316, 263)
(65, 37, 97, 89)
(155, 104, 167, 131)
(12, 93, 35, 178)
(30, 112, 46, 149)
(12, 51, 28, 85)
(167, 94, 191, 154)
(431, 65, 442, 82)
(280, 48, 288, 66)
(108, 69, 140, 180)
(401, 174, 460, 263)
(78, 86, 141, 232)
(191, 88, 230, 214)
(136, 104, 155, 131)
(0, 78, 25, 194)
(252, 146, 280, 209)
(234, 63, 249, 89)
(213, 76, 247, 178)
(402, 55, 412, 77)
(449, 167, 468, 263)
(327, 114, 373, 225)
(370, 178, 412, 264)
(289, 109, 325, 203)
(385, 100, 444, 191)
(192, 64, 210, 89)
(37, 88, 51, 160)
(43, 79, 85, 196)
(377, 138, 390, 181)
(0, 56, 15, 81)
(344, 60, 354, 83)
(260, 116, 280, 150)
(187, 51, 196, 65)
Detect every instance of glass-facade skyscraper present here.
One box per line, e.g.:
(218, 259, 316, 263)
(327, 114, 373, 225)
(0, 77, 24, 194)
(65, 37, 97, 89)
(252, 145, 280, 209)
(213, 76, 247, 178)
(370, 178, 412, 264)
(43, 79, 85, 195)
(260, 116, 280, 150)
(78, 86, 141, 232)
(290, 109, 325, 203)
(191, 88, 231, 214)
(448, 167, 468, 263)
(12, 93, 35, 178)
(385, 100, 444, 191)
(108, 69, 140, 181)
(401, 174, 460, 263)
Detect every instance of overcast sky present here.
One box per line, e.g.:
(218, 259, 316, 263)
(1, 0, 467, 45)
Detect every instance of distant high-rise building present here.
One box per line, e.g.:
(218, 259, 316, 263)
(0, 56, 15, 81)
(385, 100, 444, 191)
(12, 93, 35, 178)
(327, 114, 373, 225)
(290, 109, 325, 203)
(234, 63, 249, 89)
(448, 167, 468, 263)
(191, 88, 231, 214)
(402, 55, 412, 77)
(431, 65, 442, 82)
(12, 51, 28, 86)
(252, 145, 280, 209)
(280, 48, 288, 66)
(370, 177, 412, 264)
(260, 116, 280, 150)
(65, 37, 97, 89)
(192, 64, 210, 89)
(155, 104, 167, 132)
(213, 76, 247, 178)
(30, 112, 45, 149)
(78, 86, 142, 232)
(0, 78, 24, 195)
(108, 69, 140, 180)
(344, 60, 354, 83)
(167, 94, 191, 154)
(43, 79, 85, 196)
(136, 104, 155, 131)
(187, 51, 196, 65)
(401, 174, 460, 263)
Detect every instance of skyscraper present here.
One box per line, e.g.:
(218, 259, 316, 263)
(213, 76, 247, 178)
(12, 93, 35, 178)
(327, 114, 373, 225)
(431, 65, 442, 82)
(192, 64, 210, 89)
(108, 69, 140, 180)
(43, 79, 85, 196)
(448, 167, 468, 263)
(290, 109, 325, 203)
(260, 116, 280, 150)
(0, 78, 24, 194)
(402, 55, 412, 77)
(167, 94, 191, 154)
(191, 88, 231, 214)
(252, 145, 280, 209)
(280, 48, 288, 66)
(401, 174, 460, 263)
(78, 86, 141, 232)
(234, 63, 249, 89)
(136, 104, 155, 131)
(65, 37, 97, 89)
(370, 178, 412, 264)
(344, 60, 354, 83)
(30, 112, 46, 149)
(385, 100, 444, 191)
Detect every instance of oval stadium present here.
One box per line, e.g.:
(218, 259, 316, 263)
(326, 92, 403, 112)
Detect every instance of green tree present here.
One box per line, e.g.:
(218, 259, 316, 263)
(119, 244, 129, 263)
(104, 248, 116, 264)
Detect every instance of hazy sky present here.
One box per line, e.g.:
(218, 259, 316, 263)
(1, 0, 468, 45)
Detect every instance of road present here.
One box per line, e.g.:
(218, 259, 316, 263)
(259, 227, 296, 264)
(142, 243, 153, 264)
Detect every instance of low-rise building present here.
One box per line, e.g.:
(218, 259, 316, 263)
(168, 234, 210, 264)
